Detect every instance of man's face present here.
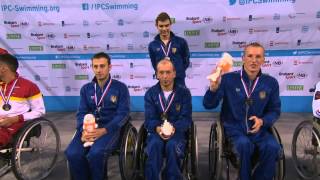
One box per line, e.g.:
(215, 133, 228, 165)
(156, 19, 171, 37)
(92, 57, 111, 81)
(242, 46, 265, 74)
(157, 62, 176, 88)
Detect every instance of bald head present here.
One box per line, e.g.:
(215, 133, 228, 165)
(156, 59, 175, 73)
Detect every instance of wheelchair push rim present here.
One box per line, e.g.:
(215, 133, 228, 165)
(292, 120, 320, 180)
(119, 123, 138, 180)
(11, 119, 61, 180)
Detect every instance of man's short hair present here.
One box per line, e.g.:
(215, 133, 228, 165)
(91, 52, 111, 65)
(155, 12, 172, 25)
(156, 59, 176, 72)
(244, 42, 265, 56)
(0, 53, 19, 72)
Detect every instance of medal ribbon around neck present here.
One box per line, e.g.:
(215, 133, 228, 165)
(94, 79, 112, 108)
(0, 78, 18, 108)
(158, 92, 175, 115)
(161, 42, 172, 58)
(240, 69, 259, 100)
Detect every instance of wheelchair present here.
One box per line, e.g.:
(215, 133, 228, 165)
(0, 117, 61, 180)
(67, 116, 138, 180)
(209, 120, 285, 180)
(134, 121, 198, 180)
(291, 86, 320, 179)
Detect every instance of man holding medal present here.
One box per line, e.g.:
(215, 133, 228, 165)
(203, 43, 281, 180)
(0, 49, 45, 147)
(144, 59, 192, 180)
(149, 12, 190, 87)
(65, 52, 130, 180)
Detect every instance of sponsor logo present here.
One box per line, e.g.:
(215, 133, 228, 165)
(64, 33, 81, 39)
(233, 61, 243, 67)
(184, 30, 200, 36)
(202, 16, 213, 23)
(108, 32, 115, 38)
(272, 59, 283, 67)
(50, 45, 65, 51)
(6, 33, 21, 39)
(279, 72, 295, 79)
(249, 28, 268, 34)
(296, 72, 308, 79)
(112, 74, 121, 80)
(65, 86, 71, 92)
(186, 16, 201, 24)
(75, 75, 89, 80)
(287, 85, 304, 91)
(127, 44, 134, 50)
(46, 33, 56, 40)
(223, 16, 241, 22)
(317, 11, 320, 18)
(34, 75, 41, 81)
(61, 21, 75, 27)
(52, 63, 66, 69)
(293, 59, 313, 65)
(143, 31, 149, 38)
(30, 32, 45, 40)
(38, 21, 55, 27)
(262, 60, 271, 68)
(269, 41, 289, 47)
(75, 62, 91, 69)
(273, 13, 280, 20)
(232, 41, 246, 48)
(29, 45, 43, 51)
(228, 28, 238, 36)
(211, 29, 226, 36)
(127, 85, 143, 92)
(297, 40, 313, 46)
(275, 27, 292, 33)
(83, 45, 101, 51)
(118, 19, 124, 26)
(301, 25, 309, 33)
(4, 20, 29, 28)
(204, 42, 220, 48)
(230, 0, 296, 6)
(130, 75, 147, 79)
(248, 15, 264, 21)
(95, 20, 108, 25)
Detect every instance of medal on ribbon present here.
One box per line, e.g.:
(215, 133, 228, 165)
(161, 42, 172, 61)
(94, 79, 112, 121)
(158, 92, 175, 121)
(0, 78, 18, 111)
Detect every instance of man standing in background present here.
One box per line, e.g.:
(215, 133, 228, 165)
(149, 12, 190, 87)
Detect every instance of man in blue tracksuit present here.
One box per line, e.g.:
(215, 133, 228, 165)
(149, 12, 190, 87)
(144, 59, 192, 180)
(203, 42, 281, 180)
(65, 52, 130, 180)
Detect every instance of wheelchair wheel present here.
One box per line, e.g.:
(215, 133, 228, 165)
(209, 121, 224, 180)
(134, 124, 148, 180)
(11, 118, 61, 180)
(271, 126, 285, 180)
(0, 154, 10, 177)
(292, 120, 320, 179)
(185, 122, 198, 180)
(119, 122, 138, 180)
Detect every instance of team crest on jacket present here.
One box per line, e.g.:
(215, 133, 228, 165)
(315, 91, 320, 100)
(172, 48, 177, 54)
(259, 91, 266, 100)
(111, 95, 117, 103)
(175, 103, 181, 112)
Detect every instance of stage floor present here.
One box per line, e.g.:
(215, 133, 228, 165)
(1, 112, 316, 180)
